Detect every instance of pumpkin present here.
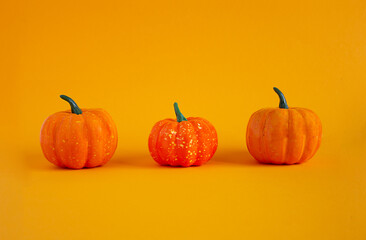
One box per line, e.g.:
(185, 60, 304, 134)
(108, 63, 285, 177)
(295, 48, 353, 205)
(40, 95, 118, 169)
(246, 87, 322, 164)
(148, 103, 218, 167)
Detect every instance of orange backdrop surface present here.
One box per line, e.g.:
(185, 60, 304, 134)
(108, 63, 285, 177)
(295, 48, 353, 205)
(1, 0, 366, 239)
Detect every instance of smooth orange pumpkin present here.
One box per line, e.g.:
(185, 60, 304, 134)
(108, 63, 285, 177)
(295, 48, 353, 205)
(148, 103, 218, 167)
(40, 95, 118, 169)
(246, 88, 322, 164)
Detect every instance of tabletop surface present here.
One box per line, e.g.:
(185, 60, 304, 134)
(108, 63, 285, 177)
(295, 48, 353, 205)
(2, 147, 366, 239)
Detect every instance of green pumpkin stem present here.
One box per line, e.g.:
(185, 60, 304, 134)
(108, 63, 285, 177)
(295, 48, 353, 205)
(174, 102, 187, 122)
(60, 95, 83, 115)
(273, 87, 289, 109)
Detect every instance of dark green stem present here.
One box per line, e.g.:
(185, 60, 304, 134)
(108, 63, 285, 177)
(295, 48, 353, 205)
(60, 95, 83, 115)
(174, 102, 187, 122)
(273, 87, 289, 109)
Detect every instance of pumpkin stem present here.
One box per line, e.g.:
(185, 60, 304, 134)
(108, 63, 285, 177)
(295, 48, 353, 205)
(273, 87, 289, 109)
(60, 95, 83, 115)
(174, 102, 187, 122)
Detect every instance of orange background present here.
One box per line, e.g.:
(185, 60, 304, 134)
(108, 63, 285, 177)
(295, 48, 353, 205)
(1, 0, 366, 239)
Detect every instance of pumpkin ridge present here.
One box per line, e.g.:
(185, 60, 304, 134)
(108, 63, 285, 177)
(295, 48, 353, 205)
(304, 111, 322, 161)
(258, 110, 269, 162)
(70, 114, 89, 168)
(56, 115, 74, 168)
(158, 121, 179, 166)
(53, 114, 69, 167)
(83, 111, 107, 168)
(276, 109, 289, 164)
(91, 109, 114, 136)
(192, 121, 201, 164)
(103, 110, 118, 165)
(188, 119, 203, 165)
(175, 121, 197, 167)
(246, 112, 258, 161)
(40, 114, 56, 166)
(286, 109, 302, 164)
(83, 111, 96, 167)
(87, 110, 115, 166)
(246, 109, 265, 160)
(294, 108, 308, 163)
(186, 121, 199, 166)
(261, 109, 275, 163)
(195, 119, 212, 163)
(246, 116, 253, 157)
(196, 118, 218, 157)
(155, 120, 171, 164)
(148, 121, 166, 165)
(174, 122, 183, 165)
(66, 114, 78, 168)
(169, 122, 179, 166)
(81, 113, 90, 167)
(283, 109, 291, 164)
(314, 114, 322, 156)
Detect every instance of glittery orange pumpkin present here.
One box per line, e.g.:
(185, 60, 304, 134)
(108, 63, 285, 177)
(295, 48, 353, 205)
(246, 88, 322, 164)
(40, 95, 118, 169)
(148, 103, 218, 167)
